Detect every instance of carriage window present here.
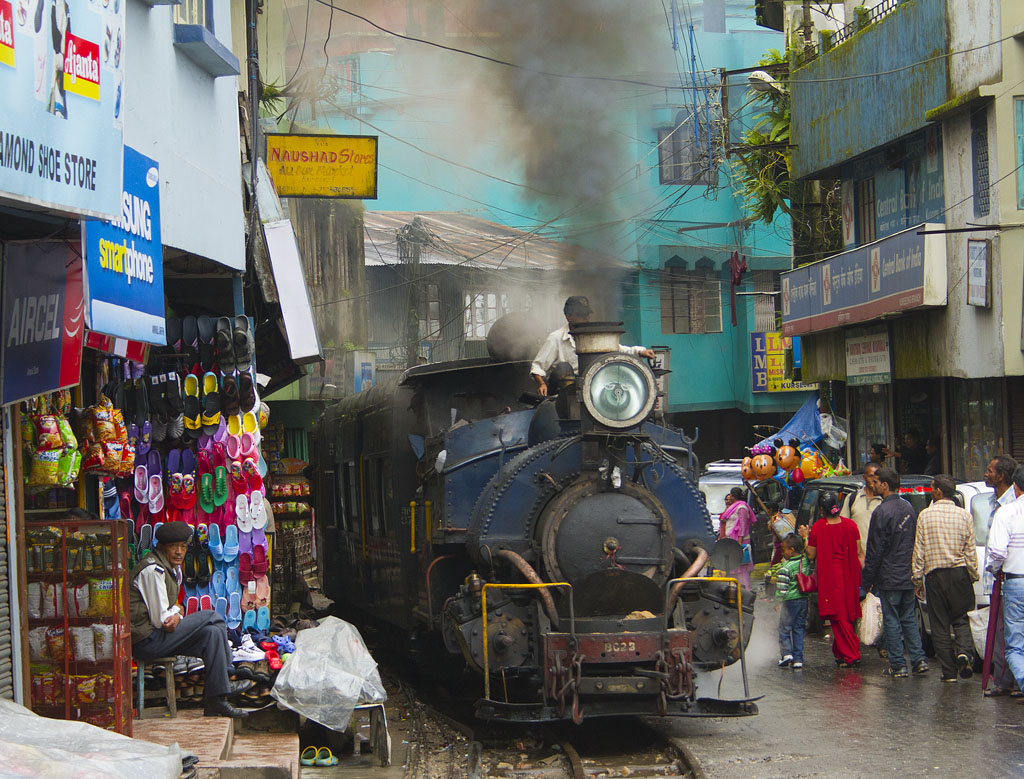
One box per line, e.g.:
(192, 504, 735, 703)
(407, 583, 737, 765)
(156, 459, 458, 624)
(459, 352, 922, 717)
(380, 459, 394, 536)
(366, 458, 382, 536)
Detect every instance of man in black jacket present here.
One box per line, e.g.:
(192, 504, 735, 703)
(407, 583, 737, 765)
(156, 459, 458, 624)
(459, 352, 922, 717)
(862, 467, 929, 678)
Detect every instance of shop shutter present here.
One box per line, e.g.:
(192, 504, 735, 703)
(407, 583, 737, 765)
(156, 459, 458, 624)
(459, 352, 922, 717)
(0, 465, 12, 700)
(1010, 378, 1024, 463)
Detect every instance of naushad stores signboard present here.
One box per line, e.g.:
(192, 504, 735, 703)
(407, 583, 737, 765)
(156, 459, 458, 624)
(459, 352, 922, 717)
(82, 146, 165, 345)
(0, 0, 125, 218)
(265, 133, 378, 199)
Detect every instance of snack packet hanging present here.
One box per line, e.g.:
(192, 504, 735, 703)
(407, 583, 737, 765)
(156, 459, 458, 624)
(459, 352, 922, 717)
(32, 415, 63, 450)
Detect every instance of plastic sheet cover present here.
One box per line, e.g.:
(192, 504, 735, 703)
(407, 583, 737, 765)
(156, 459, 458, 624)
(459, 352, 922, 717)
(0, 698, 181, 778)
(270, 616, 387, 731)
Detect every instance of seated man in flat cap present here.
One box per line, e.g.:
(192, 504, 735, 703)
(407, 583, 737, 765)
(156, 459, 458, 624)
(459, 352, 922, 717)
(130, 521, 251, 718)
(530, 295, 656, 397)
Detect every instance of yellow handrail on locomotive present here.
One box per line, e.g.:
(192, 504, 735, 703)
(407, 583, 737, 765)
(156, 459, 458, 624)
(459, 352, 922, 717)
(481, 582, 574, 702)
(409, 501, 417, 553)
(663, 575, 749, 699)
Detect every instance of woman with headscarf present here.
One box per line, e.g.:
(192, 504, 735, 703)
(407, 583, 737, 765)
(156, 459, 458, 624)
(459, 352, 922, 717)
(719, 487, 756, 588)
(799, 491, 863, 668)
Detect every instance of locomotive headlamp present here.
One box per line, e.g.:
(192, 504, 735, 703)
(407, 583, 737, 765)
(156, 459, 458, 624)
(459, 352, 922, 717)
(581, 353, 656, 429)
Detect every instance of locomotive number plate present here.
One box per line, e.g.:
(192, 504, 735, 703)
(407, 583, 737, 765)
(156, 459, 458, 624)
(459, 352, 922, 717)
(604, 641, 636, 653)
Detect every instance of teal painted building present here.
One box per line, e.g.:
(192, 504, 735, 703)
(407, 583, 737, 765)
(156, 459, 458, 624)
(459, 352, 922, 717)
(284, 0, 806, 460)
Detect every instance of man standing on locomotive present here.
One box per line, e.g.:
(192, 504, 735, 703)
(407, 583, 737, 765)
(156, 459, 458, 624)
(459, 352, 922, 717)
(531, 295, 656, 397)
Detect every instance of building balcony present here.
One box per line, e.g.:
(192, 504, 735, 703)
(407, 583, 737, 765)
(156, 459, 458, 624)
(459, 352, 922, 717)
(790, 0, 948, 179)
(780, 224, 947, 336)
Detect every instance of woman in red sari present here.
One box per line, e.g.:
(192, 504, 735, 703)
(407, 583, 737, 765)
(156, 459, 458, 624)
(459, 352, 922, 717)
(799, 491, 864, 667)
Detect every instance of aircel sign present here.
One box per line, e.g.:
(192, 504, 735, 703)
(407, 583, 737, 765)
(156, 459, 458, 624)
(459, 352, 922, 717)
(780, 224, 947, 336)
(82, 146, 165, 345)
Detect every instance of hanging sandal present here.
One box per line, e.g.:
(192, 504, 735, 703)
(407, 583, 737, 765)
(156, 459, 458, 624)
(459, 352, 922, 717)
(201, 371, 221, 434)
(183, 373, 201, 433)
(215, 317, 236, 374)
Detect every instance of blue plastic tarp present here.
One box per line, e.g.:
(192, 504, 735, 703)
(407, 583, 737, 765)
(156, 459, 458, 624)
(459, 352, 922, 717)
(770, 393, 822, 447)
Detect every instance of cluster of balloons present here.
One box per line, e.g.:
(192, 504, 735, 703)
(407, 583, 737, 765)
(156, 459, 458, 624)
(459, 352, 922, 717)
(741, 438, 827, 485)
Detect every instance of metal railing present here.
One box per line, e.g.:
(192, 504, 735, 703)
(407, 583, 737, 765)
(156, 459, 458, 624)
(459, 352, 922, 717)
(481, 582, 574, 701)
(663, 575, 749, 699)
(794, 0, 902, 69)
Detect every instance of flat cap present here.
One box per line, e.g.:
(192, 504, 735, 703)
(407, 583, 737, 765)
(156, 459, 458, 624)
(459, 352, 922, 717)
(155, 521, 193, 544)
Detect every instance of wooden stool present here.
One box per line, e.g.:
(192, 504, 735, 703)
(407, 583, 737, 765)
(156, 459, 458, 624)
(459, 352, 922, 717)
(136, 656, 177, 719)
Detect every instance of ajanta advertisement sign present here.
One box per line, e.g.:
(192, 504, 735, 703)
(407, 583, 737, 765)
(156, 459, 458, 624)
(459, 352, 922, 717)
(265, 133, 378, 199)
(0, 0, 125, 218)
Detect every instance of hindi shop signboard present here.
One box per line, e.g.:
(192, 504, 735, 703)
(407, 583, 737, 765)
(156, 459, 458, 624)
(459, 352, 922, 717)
(750, 332, 819, 393)
(845, 329, 891, 386)
(82, 146, 165, 345)
(0, 0, 125, 218)
(1, 242, 85, 405)
(264, 134, 378, 199)
(780, 225, 947, 336)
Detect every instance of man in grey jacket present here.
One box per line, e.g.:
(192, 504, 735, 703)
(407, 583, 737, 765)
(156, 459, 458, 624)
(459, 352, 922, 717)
(862, 467, 929, 678)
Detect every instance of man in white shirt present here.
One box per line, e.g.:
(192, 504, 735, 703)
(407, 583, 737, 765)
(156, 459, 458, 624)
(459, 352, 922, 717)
(530, 296, 655, 397)
(983, 455, 1020, 696)
(987, 465, 1024, 695)
(841, 462, 881, 552)
(130, 521, 250, 717)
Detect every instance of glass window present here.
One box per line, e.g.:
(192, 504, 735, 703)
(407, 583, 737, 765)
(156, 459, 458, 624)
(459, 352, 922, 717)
(851, 384, 891, 472)
(856, 178, 876, 244)
(950, 379, 1004, 480)
(797, 489, 820, 528)
(971, 493, 993, 546)
(419, 284, 441, 340)
(1016, 97, 1024, 210)
(174, 0, 214, 32)
(659, 262, 722, 335)
(464, 291, 508, 339)
(700, 482, 734, 516)
(658, 106, 719, 186)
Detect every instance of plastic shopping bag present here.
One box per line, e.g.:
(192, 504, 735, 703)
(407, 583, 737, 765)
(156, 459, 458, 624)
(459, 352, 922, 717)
(968, 607, 989, 658)
(859, 592, 883, 646)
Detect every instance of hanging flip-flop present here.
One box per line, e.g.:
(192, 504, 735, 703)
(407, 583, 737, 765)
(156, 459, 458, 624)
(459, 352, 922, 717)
(136, 420, 153, 461)
(236, 493, 253, 533)
(197, 315, 217, 372)
(208, 523, 224, 561)
(133, 461, 149, 504)
(183, 373, 201, 434)
(166, 317, 183, 352)
(232, 317, 254, 372)
(201, 371, 221, 434)
(229, 460, 247, 495)
(215, 316, 235, 374)
(213, 442, 229, 507)
(148, 375, 168, 442)
(250, 492, 268, 530)
(221, 374, 240, 416)
(185, 596, 199, 616)
(237, 371, 257, 414)
(239, 551, 253, 585)
(242, 457, 263, 494)
(226, 591, 242, 629)
(223, 524, 239, 561)
(252, 545, 268, 577)
(198, 450, 216, 516)
(255, 575, 270, 607)
(226, 563, 241, 595)
(182, 315, 199, 360)
(250, 526, 267, 551)
(212, 568, 226, 598)
(147, 450, 164, 515)
(200, 594, 213, 611)
(139, 523, 153, 551)
(215, 596, 228, 620)
(242, 608, 257, 631)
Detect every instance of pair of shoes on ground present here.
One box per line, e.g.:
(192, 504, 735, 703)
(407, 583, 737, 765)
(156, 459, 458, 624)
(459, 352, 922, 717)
(777, 655, 804, 669)
(300, 747, 339, 767)
(203, 679, 254, 718)
(883, 661, 927, 678)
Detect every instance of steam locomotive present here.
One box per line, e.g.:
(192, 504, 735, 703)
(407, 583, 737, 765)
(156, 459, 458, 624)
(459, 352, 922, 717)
(310, 320, 757, 722)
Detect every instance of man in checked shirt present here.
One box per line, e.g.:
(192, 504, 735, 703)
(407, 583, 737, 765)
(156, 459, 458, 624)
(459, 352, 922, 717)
(912, 474, 979, 682)
(987, 465, 1024, 697)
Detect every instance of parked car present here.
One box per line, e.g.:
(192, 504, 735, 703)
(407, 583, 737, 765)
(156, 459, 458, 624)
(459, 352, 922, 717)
(698, 469, 788, 565)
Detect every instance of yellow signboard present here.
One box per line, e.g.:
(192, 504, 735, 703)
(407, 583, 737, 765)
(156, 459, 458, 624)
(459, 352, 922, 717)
(751, 331, 819, 393)
(265, 134, 378, 199)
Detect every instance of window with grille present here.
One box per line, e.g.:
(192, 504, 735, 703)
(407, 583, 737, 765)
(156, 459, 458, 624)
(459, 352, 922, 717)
(658, 108, 719, 186)
(464, 291, 509, 339)
(752, 270, 778, 332)
(419, 284, 441, 340)
(972, 107, 991, 218)
(856, 178, 876, 244)
(659, 261, 722, 334)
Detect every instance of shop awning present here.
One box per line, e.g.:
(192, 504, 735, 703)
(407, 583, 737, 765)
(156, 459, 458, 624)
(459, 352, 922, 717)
(780, 223, 948, 336)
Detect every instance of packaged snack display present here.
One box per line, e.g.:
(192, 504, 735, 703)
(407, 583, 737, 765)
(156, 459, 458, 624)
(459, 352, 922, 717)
(26, 582, 42, 620)
(71, 627, 97, 663)
(28, 449, 60, 487)
(40, 582, 64, 619)
(32, 414, 64, 450)
(28, 627, 49, 662)
(67, 584, 90, 618)
(45, 627, 67, 662)
(88, 579, 114, 617)
(92, 624, 114, 662)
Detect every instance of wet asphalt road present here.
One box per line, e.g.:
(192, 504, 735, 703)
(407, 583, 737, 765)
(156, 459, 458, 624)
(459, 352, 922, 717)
(657, 595, 1024, 778)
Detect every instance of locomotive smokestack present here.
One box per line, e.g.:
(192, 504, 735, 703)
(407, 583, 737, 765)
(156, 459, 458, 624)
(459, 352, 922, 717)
(569, 321, 624, 378)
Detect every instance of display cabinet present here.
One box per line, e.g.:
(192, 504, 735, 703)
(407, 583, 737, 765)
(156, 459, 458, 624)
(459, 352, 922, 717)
(25, 519, 132, 735)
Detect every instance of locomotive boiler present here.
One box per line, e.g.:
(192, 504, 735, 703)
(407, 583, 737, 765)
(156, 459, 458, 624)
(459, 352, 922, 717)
(311, 321, 757, 723)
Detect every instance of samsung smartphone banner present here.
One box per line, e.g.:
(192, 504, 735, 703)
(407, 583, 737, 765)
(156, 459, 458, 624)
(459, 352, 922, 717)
(1, 241, 84, 405)
(82, 145, 165, 344)
(0, 0, 125, 218)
